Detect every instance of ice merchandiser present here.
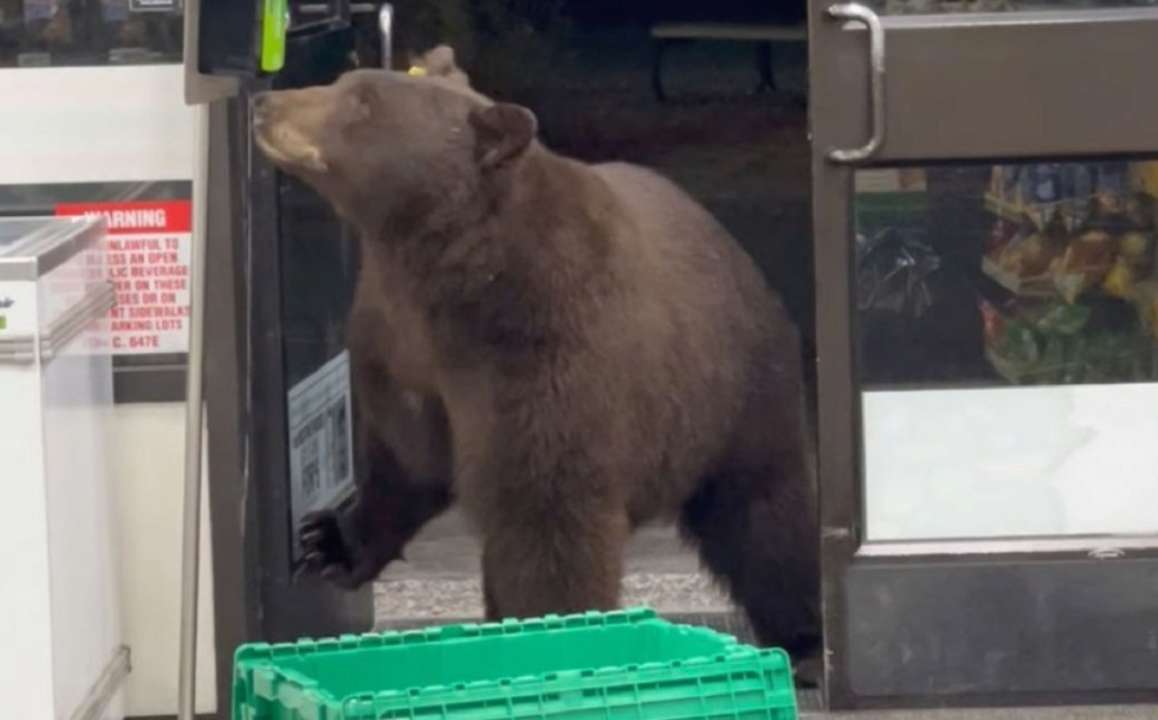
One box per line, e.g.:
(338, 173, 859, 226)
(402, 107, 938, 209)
(0, 216, 124, 719)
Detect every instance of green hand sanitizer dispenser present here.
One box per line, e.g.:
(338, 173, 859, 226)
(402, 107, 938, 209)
(260, 0, 289, 73)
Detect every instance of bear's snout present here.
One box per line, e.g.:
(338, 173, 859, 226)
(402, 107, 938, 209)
(251, 90, 304, 128)
(251, 91, 276, 126)
(250, 89, 333, 175)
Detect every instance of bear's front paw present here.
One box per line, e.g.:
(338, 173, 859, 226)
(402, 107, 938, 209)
(297, 510, 376, 590)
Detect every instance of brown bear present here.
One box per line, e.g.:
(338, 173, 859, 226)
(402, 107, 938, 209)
(253, 64, 819, 661)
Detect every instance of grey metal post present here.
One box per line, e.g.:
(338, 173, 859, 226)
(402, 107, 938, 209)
(177, 101, 211, 720)
(179, 0, 238, 714)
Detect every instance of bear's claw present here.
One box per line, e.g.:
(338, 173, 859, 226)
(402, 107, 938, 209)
(297, 510, 361, 588)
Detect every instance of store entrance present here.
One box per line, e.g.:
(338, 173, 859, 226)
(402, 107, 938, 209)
(204, 0, 820, 706)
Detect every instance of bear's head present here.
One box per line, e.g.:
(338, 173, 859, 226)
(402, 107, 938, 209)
(253, 67, 537, 233)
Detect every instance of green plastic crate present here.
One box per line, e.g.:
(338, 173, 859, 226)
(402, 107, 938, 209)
(233, 607, 797, 720)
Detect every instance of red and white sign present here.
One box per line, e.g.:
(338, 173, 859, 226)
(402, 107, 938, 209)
(56, 200, 192, 355)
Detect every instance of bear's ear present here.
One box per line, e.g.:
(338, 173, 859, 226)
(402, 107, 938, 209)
(469, 103, 538, 169)
(409, 45, 470, 87)
(424, 46, 459, 76)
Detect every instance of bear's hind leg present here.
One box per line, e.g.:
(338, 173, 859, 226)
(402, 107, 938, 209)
(456, 375, 632, 622)
(480, 505, 629, 621)
(679, 468, 820, 660)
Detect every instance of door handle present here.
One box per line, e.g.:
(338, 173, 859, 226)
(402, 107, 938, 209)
(379, 3, 394, 68)
(826, 3, 886, 164)
(296, 2, 395, 68)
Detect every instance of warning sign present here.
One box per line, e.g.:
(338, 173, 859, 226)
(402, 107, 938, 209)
(56, 200, 192, 355)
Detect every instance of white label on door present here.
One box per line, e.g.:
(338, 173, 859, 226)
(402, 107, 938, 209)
(287, 350, 356, 559)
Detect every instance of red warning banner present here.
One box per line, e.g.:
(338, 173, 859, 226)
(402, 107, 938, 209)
(56, 200, 192, 355)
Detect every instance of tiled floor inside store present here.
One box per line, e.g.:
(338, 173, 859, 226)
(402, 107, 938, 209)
(372, 510, 1157, 719)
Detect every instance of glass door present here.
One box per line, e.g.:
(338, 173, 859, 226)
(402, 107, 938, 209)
(809, 0, 1158, 709)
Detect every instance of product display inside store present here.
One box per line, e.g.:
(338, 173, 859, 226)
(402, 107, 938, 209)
(855, 160, 1158, 541)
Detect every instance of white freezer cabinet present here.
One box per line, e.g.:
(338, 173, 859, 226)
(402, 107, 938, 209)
(0, 217, 126, 720)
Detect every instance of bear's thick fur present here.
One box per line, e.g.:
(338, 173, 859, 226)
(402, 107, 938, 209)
(253, 65, 819, 659)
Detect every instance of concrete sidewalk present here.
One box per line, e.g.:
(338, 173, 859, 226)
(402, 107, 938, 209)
(374, 508, 730, 621)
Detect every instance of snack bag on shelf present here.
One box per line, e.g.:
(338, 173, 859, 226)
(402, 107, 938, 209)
(1103, 256, 1136, 300)
(1051, 229, 1118, 303)
(1130, 162, 1158, 200)
(982, 161, 1158, 385)
(981, 297, 1154, 384)
(1134, 281, 1158, 341)
(984, 211, 1067, 295)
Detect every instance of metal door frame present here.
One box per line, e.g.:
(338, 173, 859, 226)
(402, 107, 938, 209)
(809, 3, 1158, 710)
(203, 35, 375, 715)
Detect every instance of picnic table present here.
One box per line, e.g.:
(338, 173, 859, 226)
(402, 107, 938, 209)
(650, 22, 808, 102)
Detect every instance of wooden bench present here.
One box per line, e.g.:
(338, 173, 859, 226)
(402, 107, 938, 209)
(650, 22, 808, 102)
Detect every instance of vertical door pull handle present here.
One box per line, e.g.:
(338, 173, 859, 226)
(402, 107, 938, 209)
(826, 3, 886, 163)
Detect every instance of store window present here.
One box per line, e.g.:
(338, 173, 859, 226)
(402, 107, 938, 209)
(856, 160, 1158, 541)
(0, 0, 182, 68)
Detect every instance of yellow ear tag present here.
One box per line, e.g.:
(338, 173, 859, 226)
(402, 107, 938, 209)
(408, 66, 428, 77)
